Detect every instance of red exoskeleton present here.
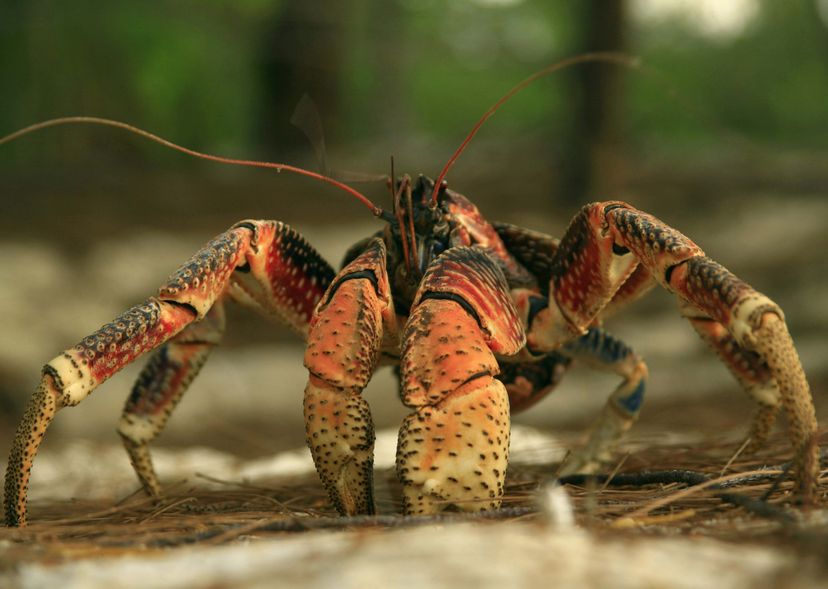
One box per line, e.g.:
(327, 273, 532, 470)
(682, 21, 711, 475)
(2, 55, 819, 526)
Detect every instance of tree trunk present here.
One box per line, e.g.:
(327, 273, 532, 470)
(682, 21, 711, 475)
(561, 0, 627, 203)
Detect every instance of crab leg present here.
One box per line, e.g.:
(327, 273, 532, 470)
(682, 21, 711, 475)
(522, 202, 817, 500)
(5, 298, 206, 527)
(397, 246, 525, 515)
(115, 221, 334, 502)
(680, 300, 780, 452)
(118, 301, 226, 496)
(4, 220, 335, 526)
(303, 238, 395, 516)
(602, 203, 818, 500)
(497, 222, 653, 470)
(498, 329, 647, 476)
(557, 328, 648, 476)
(4, 228, 250, 527)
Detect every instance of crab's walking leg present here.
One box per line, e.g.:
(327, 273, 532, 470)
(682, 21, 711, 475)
(397, 247, 525, 515)
(505, 207, 652, 474)
(5, 299, 203, 527)
(522, 202, 817, 499)
(117, 301, 226, 496)
(499, 338, 646, 474)
(5, 220, 335, 526)
(680, 301, 780, 452)
(114, 221, 334, 502)
(602, 203, 819, 500)
(3, 227, 251, 527)
(303, 238, 394, 516)
(557, 328, 648, 476)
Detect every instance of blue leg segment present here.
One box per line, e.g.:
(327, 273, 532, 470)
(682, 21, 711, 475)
(558, 327, 649, 475)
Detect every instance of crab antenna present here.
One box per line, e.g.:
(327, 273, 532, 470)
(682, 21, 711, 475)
(404, 178, 418, 272)
(389, 155, 397, 205)
(0, 116, 384, 217)
(430, 51, 640, 206)
(390, 156, 412, 273)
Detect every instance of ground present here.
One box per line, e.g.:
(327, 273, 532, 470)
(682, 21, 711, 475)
(0, 423, 826, 588)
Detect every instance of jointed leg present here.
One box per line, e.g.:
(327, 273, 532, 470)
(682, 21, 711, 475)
(114, 221, 334, 499)
(604, 205, 818, 499)
(522, 202, 817, 500)
(4, 298, 199, 526)
(557, 328, 648, 475)
(118, 301, 226, 496)
(5, 220, 336, 526)
(3, 223, 255, 526)
(680, 300, 780, 452)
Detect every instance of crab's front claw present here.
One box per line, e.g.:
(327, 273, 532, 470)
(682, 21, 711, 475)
(397, 247, 524, 515)
(302, 238, 394, 515)
(304, 377, 376, 515)
(397, 377, 510, 515)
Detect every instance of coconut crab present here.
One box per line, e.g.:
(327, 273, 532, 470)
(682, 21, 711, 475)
(2, 57, 819, 527)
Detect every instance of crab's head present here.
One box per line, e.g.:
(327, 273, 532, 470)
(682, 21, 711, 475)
(385, 175, 451, 283)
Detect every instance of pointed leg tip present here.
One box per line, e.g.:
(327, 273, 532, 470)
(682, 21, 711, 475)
(304, 381, 377, 517)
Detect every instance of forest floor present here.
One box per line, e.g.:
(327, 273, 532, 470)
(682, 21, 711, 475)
(0, 420, 826, 589)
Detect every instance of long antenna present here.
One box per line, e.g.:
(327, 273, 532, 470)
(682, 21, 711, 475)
(430, 52, 640, 206)
(0, 116, 383, 216)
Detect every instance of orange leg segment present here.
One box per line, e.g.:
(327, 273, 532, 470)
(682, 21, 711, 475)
(303, 238, 394, 516)
(118, 301, 227, 497)
(397, 246, 523, 515)
(522, 202, 818, 501)
(4, 297, 199, 526)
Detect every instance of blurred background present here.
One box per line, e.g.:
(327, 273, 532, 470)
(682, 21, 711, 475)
(0, 0, 826, 462)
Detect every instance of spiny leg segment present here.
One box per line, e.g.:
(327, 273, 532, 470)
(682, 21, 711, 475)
(5, 295, 206, 526)
(609, 205, 818, 499)
(118, 301, 227, 496)
(3, 222, 250, 527)
(4, 220, 336, 526)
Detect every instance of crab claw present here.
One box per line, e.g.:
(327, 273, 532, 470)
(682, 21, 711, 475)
(303, 238, 395, 515)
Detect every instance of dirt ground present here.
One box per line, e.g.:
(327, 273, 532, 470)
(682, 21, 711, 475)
(0, 422, 826, 589)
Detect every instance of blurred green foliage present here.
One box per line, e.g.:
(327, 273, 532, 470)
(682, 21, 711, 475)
(1, 0, 827, 168)
(629, 0, 828, 152)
